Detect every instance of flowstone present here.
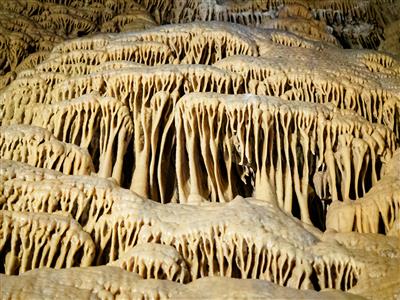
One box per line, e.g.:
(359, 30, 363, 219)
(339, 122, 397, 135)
(0, 1, 399, 299)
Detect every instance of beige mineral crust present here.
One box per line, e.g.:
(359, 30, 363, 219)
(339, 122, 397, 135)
(166, 0, 399, 54)
(21, 93, 133, 184)
(0, 125, 94, 175)
(108, 243, 190, 283)
(175, 93, 396, 224)
(0, 266, 364, 300)
(95, 195, 379, 291)
(1, 174, 119, 235)
(0, 0, 159, 89)
(0, 2, 399, 299)
(326, 149, 400, 235)
(214, 50, 400, 136)
(0, 159, 63, 182)
(1, 153, 398, 297)
(0, 210, 95, 275)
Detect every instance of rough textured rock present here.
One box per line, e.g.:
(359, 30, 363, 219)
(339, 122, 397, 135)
(1, 173, 120, 235)
(0, 159, 63, 182)
(0, 0, 157, 89)
(166, 0, 399, 53)
(214, 50, 400, 136)
(22, 93, 133, 183)
(94, 195, 400, 293)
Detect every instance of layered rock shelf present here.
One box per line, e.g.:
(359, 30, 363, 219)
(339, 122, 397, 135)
(0, 0, 399, 299)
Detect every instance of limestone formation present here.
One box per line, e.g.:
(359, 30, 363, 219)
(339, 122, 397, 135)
(1, 173, 120, 235)
(214, 50, 400, 136)
(0, 266, 364, 300)
(0, 0, 157, 89)
(326, 149, 400, 235)
(379, 19, 400, 59)
(108, 243, 190, 283)
(0, 159, 63, 182)
(95, 195, 383, 292)
(0, 1, 399, 299)
(21, 93, 133, 183)
(175, 93, 396, 225)
(167, 0, 399, 54)
(0, 125, 94, 175)
(0, 210, 95, 275)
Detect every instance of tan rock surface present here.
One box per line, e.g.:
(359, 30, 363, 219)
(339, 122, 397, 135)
(0, 1, 399, 299)
(0, 266, 364, 299)
(175, 93, 396, 224)
(0, 125, 94, 175)
(0, 0, 157, 89)
(0, 210, 95, 275)
(108, 243, 190, 283)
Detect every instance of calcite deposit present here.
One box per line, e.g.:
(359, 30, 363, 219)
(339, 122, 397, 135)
(0, 0, 399, 299)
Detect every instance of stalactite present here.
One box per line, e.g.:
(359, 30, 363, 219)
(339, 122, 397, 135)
(326, 149, 400, 235)
(215, 52, 400, 134)
(0, 6, 399, 299)
(108, 243, 190, 283)
(175, 93, 396, 224)
(1, 172, 124, 235)
(0, 125, 94, 175)
(0, 210, 95, 275)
